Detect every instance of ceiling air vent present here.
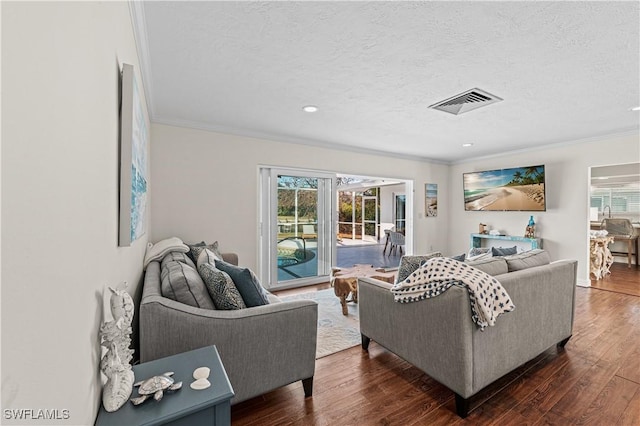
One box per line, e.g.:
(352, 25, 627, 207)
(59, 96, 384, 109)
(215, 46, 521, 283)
(429, 88, 503, 115)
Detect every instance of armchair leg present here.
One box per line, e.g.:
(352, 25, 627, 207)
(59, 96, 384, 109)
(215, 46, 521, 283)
(454, 393, 470, 418)
(302, 377, 313, 397)
(361, 334, 371, 350)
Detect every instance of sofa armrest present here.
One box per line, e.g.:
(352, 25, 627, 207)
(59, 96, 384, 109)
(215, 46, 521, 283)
(221, 252, 238, 266)
(140, 296, 318, 403)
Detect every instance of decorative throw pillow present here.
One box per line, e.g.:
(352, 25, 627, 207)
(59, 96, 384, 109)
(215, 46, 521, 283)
(160, 260, 215, 309)
(144, 237, 189, 269)
(196, 248, 221, 269)
(161, 251, 196, 270)
(450, 253, 466, 262)
(396, 252, 443, 284)
(468, 247, 491, 260)
(187, 241, 223, 263)
(198, 263, 246, 310)
(465, 257, 509, 276)
(214, 260, 270, 307)
(504, 249, 551, 272)
(491, 246, 518, 257)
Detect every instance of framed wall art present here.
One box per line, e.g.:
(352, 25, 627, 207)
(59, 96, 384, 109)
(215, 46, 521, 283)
(119, 63, 148, 247)
(425, 183, 438, 217)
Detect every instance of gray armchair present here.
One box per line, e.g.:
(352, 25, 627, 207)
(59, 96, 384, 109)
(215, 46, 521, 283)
(139, 255, 318, 404)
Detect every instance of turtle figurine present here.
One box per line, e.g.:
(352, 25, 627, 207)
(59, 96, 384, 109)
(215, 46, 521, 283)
(130, 372, 183, 405)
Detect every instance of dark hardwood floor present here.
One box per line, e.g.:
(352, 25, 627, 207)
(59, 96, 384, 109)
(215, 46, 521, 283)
(233, 270, 640, 425)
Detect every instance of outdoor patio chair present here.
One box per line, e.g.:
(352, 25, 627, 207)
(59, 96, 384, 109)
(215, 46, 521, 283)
(388, 231, 405, 256)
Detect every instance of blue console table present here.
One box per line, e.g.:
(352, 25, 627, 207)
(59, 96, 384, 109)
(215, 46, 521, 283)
(95, 345, 234, 426)
(470, 233, 542, 250)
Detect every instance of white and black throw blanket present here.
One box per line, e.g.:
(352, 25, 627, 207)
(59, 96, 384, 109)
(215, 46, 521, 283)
(391, 257, 515, 330)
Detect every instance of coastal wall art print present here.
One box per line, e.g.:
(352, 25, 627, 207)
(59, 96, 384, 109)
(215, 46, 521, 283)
(119, 63, 148, 246)
(425, 183, 438, 217)
(463, 165, 546, 211)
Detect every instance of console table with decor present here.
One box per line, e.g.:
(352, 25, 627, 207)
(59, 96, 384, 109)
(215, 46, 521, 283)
(95, 345, 234, 426)
(470, 233, 542, 250)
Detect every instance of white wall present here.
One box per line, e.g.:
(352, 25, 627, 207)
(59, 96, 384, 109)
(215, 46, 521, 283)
(380, 184, 405, 225)
(150, 124, 450, 275)
(447, 133, 639, 285)
(2, 2, 149, 425)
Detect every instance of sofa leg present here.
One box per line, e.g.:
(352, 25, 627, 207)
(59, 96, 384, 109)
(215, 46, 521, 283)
(361, 334, 371, 351)
(454, 393, 470, 418)
(557, 335, 572, 349)
(302, 377, 313, 397)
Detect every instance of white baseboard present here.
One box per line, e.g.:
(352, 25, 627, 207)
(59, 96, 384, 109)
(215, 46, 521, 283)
(576, 278, 591, 288)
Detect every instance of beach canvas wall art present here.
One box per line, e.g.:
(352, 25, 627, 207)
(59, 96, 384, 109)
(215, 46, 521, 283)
(119, 64, 148, 246)
(425, 183, 438, 217)
(463, 165, 546, 211)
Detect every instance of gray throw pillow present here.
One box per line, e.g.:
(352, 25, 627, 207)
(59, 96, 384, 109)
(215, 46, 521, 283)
(397, 252, 443, 283)
(161, 251, 196, 270)
(214, 260, 270, 307)
(198, 263, 246, 310)
(196, 248, 221, 269)
(187, 241, 223, 263)
(504, 249, 551, 272)
(160, 261, 215, 309)
(491, 246, 518, 257)
(450, 253, 466, 262)
(465, 257, 509, 276)
(468, 247, 491, 257)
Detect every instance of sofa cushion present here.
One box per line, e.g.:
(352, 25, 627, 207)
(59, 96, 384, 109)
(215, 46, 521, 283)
(465, 257, 508, 276)
(504, 249, 551, 272)
(396, 252, 443, 283)
(198, 263, 246, 310)
(187, 241, 223, 263)
(161, 261, 215, 309)
(491, 246, 518, 256)
(144, 237, 189, 269)
(161, 251, 196, 270)
(214, 260, 270, 307)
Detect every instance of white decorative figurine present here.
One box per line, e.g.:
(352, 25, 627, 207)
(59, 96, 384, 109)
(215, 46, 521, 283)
(130, 372, 183, 405)
(99, 283, 135, 412)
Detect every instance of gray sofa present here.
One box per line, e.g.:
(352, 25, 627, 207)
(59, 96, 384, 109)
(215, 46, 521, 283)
(139, 254, 318, 404)
(358, 252, 577, 417)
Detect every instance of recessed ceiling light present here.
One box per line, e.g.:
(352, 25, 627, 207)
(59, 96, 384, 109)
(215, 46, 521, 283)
(302, 105, 318, 113)
(631, 106, 640, 111)
(462, 143, 474, 147)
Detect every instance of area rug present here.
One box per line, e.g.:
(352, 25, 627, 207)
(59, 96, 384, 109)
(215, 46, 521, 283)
(281, 288, 361, 359)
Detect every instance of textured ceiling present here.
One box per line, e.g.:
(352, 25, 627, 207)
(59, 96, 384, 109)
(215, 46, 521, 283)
(132, 1, 640, 163)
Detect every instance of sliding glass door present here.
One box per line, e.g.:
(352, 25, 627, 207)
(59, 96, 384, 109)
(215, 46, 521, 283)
(260, 168, 335, 289)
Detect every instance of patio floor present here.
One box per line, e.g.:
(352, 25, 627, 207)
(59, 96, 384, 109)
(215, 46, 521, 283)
(277, 241, 402, 282)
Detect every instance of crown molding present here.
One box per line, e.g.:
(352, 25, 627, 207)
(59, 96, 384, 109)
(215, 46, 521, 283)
(152, 116, 451, 165)
(450, 127, 639, 166)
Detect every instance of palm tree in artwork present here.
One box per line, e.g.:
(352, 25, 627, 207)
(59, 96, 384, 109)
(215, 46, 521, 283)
(524, 167, 542, 184)
(511, 171, 523, 185)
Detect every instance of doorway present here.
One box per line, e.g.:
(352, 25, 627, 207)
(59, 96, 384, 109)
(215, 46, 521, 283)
(588, 162, 640, 296)
(259, 167, 335, 289)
